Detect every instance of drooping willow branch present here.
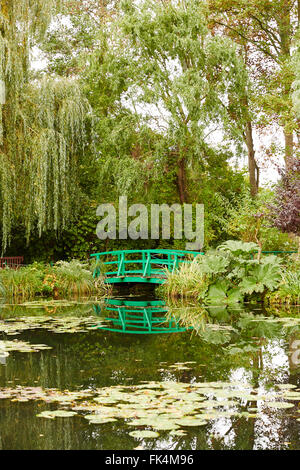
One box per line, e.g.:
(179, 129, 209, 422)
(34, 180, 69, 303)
(0, 0, 91, 252)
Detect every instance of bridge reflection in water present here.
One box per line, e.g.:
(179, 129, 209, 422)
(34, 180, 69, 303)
(93, 299, 190, 334)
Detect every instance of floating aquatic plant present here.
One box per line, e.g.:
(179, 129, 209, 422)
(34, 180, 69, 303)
(129, 430, 159, 439)
(0, 379, 299, 437)
(0, 315, 106, 335)
(0, 339, 52, 355)
(37, 410, 78, 419)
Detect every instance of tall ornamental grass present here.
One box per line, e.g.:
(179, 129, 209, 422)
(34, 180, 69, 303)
(53, 260, 97, 297)
(266, 270, 300, 305)
(160, 258, 210, 301)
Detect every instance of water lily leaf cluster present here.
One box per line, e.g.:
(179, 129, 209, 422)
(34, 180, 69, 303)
(0, 379, 299, 437)
(0, 339, 52, 356)
(0, 315, 105, 335)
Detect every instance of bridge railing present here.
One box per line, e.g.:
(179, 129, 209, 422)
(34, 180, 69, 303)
(90, 249, 203, 279)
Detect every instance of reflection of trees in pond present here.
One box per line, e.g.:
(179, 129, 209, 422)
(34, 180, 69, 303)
(1, 300, 294, 392)
(0, 302, 96, 320)
(166, 301, 298, 356)
(289, 337, 300, 371)
(263, 304, 300, 375)
(1, 301, 297, 388)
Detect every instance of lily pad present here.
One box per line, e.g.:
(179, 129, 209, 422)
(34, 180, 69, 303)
(149, 421, 180, 431)
(84, 415, 117, 424)
(37, 410, 77, 418)
(175, 417, 207, 427)
(129, 430, 159, 439)
(276, 384, 297, 390)
(170, 429, 187, 436)
(281, 392, 300, 400)
(267, 402, 295, 409)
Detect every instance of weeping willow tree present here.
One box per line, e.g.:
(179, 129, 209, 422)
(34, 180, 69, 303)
(0, 0, 91, 252)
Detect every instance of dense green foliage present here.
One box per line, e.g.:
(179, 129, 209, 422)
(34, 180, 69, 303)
(161, 240, 299, 304)
(0, 0, 91, 252)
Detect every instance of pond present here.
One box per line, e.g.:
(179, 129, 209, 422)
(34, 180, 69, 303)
(0, 293, 299, 450)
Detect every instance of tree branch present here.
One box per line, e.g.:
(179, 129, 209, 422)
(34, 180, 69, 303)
(213, 20, 279, 62)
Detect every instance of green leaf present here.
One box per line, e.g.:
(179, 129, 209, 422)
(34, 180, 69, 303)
(196, 252, 230, 275)
(206, 280, 243, 304)
(218, 240, 258, 255)
(239, 263, 281, 295)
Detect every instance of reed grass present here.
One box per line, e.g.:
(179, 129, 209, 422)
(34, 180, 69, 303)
(161, 258, 210, 300)
(266, 270, 300, 305)
(0, 263, 45, 300)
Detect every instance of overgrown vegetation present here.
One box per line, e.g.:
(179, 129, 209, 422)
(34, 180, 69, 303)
(0, 261, 108, 301)
(0, 0, 299, 298)
(160, 241, 299, 305)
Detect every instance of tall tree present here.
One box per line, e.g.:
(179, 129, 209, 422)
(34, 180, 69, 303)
(0, 0, 90, 252)
(40, 0, 118, 77)
(86, 0, 248, 204)
(209, 0, 300, 170)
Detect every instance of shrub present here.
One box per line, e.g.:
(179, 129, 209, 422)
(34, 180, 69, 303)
(223, 189, 297, 251)
(161, 241, 285, 303)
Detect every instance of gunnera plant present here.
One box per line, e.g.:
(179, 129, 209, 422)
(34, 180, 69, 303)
(161, 241, 285, 303)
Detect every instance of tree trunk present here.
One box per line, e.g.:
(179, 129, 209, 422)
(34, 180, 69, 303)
(245, 121, 259, 197)
(177, 157, 189, 204)
(277, 1, 293, 168)
(284, 130, 293, 169)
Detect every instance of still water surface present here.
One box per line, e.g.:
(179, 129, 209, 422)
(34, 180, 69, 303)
(0, 295, 299, 450)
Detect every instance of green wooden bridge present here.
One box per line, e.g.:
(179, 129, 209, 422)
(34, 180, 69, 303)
(91, 249, 202, 284)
